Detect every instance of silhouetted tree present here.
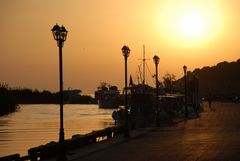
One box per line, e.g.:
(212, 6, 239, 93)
(162, 73, 176, 93)
(0, 84, 18, 116)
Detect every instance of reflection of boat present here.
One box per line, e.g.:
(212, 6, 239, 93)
(94, 83, 120, 108)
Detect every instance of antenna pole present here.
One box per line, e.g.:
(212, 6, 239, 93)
(138, 65, 143, 83)
(143, 45, 145, 84)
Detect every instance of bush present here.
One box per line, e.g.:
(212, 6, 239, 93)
(0, 84, 18, 116)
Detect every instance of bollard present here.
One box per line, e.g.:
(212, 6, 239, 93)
(28, 148, 38, 161)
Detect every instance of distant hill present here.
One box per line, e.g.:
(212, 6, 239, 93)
(175, 59, 240, 99)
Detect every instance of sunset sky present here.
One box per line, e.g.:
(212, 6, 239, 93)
(1, 0, 239, 94)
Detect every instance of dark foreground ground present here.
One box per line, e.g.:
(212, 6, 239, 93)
(47, 102, 240, 161)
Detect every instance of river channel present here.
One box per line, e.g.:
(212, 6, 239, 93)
(0, 104, 115, 157)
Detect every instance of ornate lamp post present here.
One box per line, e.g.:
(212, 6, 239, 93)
(183, 65, 188, 118)
(51, 24, 68, 161)
(153, 55, 160, 124)
(121, 45, 130, 138)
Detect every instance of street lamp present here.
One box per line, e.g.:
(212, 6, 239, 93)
(153, 55, 160, 125)
(121, 45, 130, 138)
(51, 24, 68, 161)
(183, 65, 188, 118)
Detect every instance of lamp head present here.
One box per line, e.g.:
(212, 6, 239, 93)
(59, 26, 68, 41)
(51, 24, 61, 41)
(51, 24, 68, 42)
(153, 55, 160, 65)
(121, 45, 130, 58)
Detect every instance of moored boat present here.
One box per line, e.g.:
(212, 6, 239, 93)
(95, 83, 120, 108)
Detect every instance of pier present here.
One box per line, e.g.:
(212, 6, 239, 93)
(46, 102, 240, 161)
(1, 102, 240, 161)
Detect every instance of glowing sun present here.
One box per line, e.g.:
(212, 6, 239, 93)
(156, 1, 223, 47)
(177, 10, 208, 38)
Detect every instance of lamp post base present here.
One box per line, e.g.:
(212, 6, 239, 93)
(56, 143, 67, 161)
(56, 129, 67, 161)
(124, 127, 130, 138)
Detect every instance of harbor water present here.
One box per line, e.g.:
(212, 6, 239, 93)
(0, 104, 115, 157)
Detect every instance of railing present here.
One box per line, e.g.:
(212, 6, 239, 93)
(0, 154, 20, 161)
(0, 125, 124, 161)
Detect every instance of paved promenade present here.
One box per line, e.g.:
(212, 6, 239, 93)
(48, 102, 240, 161)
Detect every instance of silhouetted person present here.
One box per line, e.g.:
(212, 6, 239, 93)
(208, 93, 214, 111)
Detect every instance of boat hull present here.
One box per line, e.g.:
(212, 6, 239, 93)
(98, 99, 119, 108)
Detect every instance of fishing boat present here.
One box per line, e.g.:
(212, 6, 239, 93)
(94, 83, 120, 108)
(128, 45, 157, 126)
(112, 45, 201, 126)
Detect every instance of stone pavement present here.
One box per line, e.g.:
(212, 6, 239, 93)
(47, 102, 240, 161)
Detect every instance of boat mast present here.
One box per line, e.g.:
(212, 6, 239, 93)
(138, 65, 143, 83)
(143, 45, 146, 85)
(138, 44, 149, 85)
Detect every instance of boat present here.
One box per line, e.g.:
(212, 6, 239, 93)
(113, 46, 156, 127)
(113, 45, 202, 126)
(94, 83, 120, 108)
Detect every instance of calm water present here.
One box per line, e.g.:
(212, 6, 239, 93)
(0, 104, 115, 157)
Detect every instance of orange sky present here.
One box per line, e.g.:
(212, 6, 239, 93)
(0, 0, 239, 94)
